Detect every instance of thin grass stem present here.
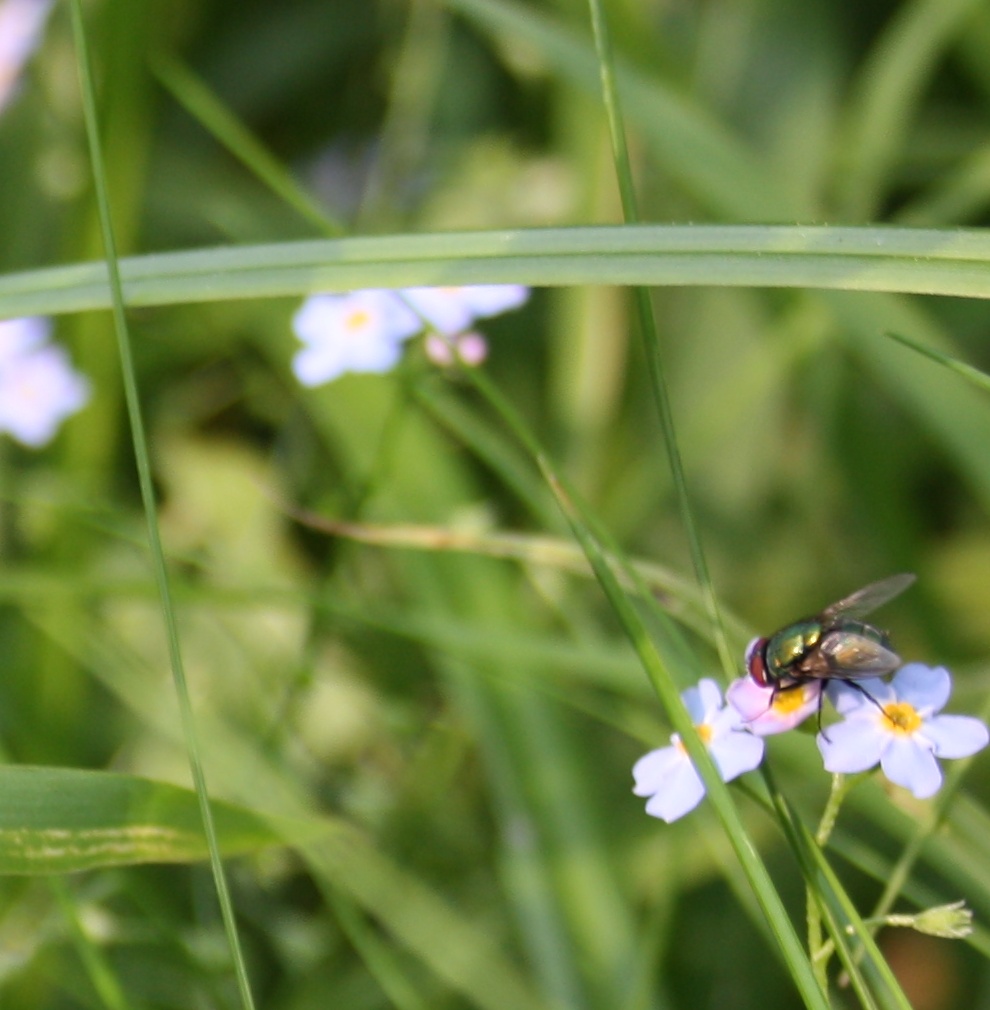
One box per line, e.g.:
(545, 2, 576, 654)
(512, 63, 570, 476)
(585, 0, 733, 677)
(68, 5, 257, 1008)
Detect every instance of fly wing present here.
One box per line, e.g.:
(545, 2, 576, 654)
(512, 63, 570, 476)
(805, 631, 901, 679)
(820, 573, 916, 623)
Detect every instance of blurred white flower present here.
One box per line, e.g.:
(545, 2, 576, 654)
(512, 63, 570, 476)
(0, 329, 90, 447)
(402, 285, 529, 335)
(0, 0, 54, 115)
(291, 290, 420, 386)
(0, 315, 48, 364)
(291, 285, 528, 386)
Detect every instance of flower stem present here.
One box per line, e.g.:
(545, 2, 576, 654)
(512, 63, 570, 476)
(807, 773, 858, 989)
(817, 773, 852, 847)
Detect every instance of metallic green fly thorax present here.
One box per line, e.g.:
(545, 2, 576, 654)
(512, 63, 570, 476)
(764, 619, 823, 681)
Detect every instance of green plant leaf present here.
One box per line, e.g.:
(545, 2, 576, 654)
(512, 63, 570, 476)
(4, 226, 990, 321)
(0, 766, 307, 874)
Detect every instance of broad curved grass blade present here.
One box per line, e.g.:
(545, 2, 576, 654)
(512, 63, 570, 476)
(4, 226, 990, 320)
(0, 766, 312, 874)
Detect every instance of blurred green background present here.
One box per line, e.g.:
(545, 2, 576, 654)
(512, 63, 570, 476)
(1, 0, 990, 1007)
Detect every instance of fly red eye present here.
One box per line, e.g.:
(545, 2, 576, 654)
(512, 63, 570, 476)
(746, 637, 769, 687)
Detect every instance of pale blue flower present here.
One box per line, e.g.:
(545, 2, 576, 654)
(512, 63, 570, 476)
(0, 337, 89, 446)
(818, 665, 989, 799)
(633, 678, 765, 822)
(291, 290, 420, 386)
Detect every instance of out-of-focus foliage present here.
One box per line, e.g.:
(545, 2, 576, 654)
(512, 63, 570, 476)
(0, 0, 989, 1007)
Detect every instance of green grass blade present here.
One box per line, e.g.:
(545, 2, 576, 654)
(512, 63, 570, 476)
(895, 142, 990, 225)
(6, 225, 990, 320)
(835, 0, 983, 220)
(30, 605, 552, 1010)
(68, 5, 257, 1008)
(153, 55, 341, 237)
(414, 380, 564, 530)
(460, 368, 829, 1009)
(49, 878, 129, 1010)
(542, 462, 829, 1009)
(886, 329, 990, 393)
(283, 512, 752, 645)
(0, 767, 294, 873)
(769, 788, 912, 1010)
(0, 758, 547, 1010)
(302, 827, 551, 1010)
(326, 894, 432, 1010)
(443, 0, 791, 220)
(828, 291, 990, 507)
(585, 0, 732, 676)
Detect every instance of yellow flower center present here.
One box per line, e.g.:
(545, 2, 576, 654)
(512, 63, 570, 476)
(882, 701, 922, 735)
(675, 723, 713, 754)
(772, 685, 816, 715)
(344, 309, 372, 332)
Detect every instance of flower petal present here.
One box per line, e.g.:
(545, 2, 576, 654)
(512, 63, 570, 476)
(401, 285, 529, 334)
(459, 285, 530, 318)
(710, 700, 746, 735)
(710, 731, 765, 782)
(643, 760, 705, 822)
(890, 664, 951, 714)
(818, 717, 886, 773)
(827, 678, 890, 715)
(631, 745, 682, 796)
(0, 316, 48, 364)
(726, 677, 773, 721)
(924, 714, 990, 759)
(293, 291, 420, 348)
(881, 737, 943, 799)
(770, 686, 821, 735)
(401, 288, 476, 334)
(293, 344, 350, 386)
(683, 679, 721, 724)
(345, 330, 407, 373)
(697, 678, 725, 717)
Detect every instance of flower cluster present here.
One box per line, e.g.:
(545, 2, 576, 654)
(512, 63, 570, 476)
(633, 663, 988, 822)
(291, 285, 528, 387)
(0, 317, 90, 447)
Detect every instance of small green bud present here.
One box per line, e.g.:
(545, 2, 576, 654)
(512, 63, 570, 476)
(911, 901, 973, 940)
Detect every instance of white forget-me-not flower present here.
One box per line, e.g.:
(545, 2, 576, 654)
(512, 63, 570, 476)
(633, 678, 765, 823)
(0, 317, 89, 447)
(291, 289, 422, 386)
(291, 285, 529, 386)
